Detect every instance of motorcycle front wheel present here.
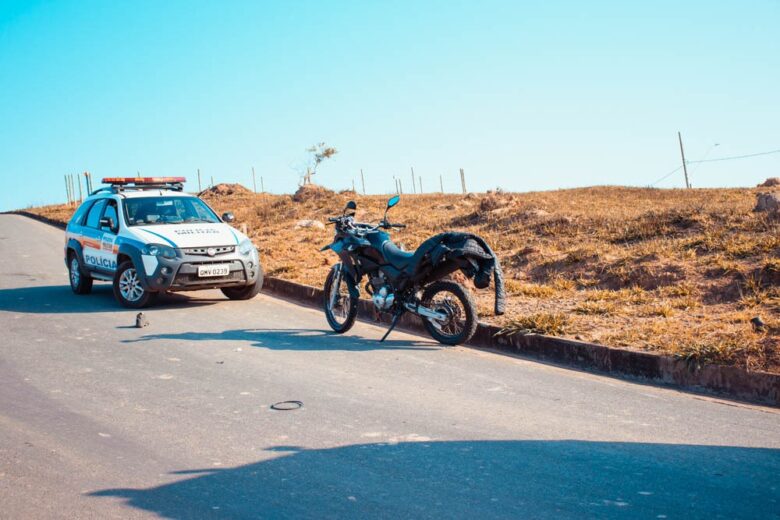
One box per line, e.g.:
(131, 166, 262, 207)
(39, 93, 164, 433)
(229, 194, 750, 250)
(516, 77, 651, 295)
(323, 266, 358, 333)
(421, 281, 478, 345)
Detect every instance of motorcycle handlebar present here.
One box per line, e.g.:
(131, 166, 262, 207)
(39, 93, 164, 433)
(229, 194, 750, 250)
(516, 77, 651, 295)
(326, 216, 405, 231)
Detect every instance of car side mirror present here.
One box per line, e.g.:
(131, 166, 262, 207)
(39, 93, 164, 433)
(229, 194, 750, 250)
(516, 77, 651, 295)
(222, 212, 235, 223)
(344, 200, 357, 216)
(99, 217, 115, 232)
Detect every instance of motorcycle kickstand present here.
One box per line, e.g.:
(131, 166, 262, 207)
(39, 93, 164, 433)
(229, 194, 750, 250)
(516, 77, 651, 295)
(380, 310, 404, 342)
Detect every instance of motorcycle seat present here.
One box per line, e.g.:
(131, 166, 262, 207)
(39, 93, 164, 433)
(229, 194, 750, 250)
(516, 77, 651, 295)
(382, 241, 415, 269)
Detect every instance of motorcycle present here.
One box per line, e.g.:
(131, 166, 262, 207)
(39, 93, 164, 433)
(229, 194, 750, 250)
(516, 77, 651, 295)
(320, 196, 505, 345)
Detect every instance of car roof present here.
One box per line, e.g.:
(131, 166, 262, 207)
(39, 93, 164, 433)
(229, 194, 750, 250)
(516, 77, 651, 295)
(86, 190, 197, 201)
(120, 190, 195, 199)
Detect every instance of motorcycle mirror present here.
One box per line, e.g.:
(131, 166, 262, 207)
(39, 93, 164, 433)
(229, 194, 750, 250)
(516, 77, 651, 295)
(383, 195, 400, 222)
(222, 212, 235, 223)
(344, 200, 357, 216)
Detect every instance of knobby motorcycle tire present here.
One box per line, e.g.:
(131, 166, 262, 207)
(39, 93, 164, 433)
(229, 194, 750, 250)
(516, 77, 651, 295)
(421, 280, 478, 346)
(323, 267, 358, 333)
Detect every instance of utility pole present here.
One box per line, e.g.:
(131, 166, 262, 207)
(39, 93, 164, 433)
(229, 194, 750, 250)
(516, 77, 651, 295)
(360, 169, 366, 195)
(678, 131, 690, 189)
(197, 169, 202, 192)
(460, 168, 467, 194)
(210, 176, 214, 188)
(440, 175, 444, 193)
(410, 167, 416, 194)
(419, 175, 423, 194)
(352, 179, 356, 192)
(64, 175, 71, 205)
(252, 167, 257, 193)
(77, 174, 83, 202)
(261, 176, 265, 193)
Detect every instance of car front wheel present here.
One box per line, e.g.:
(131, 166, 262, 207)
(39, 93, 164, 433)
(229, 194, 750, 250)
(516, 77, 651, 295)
(221, 280, 262, 300)
(113, 261, 155, 308)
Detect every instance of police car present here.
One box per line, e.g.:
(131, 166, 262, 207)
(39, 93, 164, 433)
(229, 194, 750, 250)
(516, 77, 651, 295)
(65, 177, 263, 308)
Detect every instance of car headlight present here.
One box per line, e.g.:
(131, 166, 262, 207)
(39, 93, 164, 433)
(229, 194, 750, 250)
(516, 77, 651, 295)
(239, 238, 255, 256)
(144, 244, 177, 259)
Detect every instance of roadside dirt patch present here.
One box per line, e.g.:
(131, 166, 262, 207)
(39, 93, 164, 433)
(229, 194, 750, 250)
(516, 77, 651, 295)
(292, 184, 336, 202)
(199, 183, 252, 197)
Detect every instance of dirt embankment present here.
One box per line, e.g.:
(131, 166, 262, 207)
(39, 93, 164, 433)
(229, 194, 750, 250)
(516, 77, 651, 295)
(22, 184, 780, 373)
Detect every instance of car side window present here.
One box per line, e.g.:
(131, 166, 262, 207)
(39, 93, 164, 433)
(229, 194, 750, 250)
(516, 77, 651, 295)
(101, 200, 119, 233)
(70, 200, 94, 226)
(85, 199, 107, 229)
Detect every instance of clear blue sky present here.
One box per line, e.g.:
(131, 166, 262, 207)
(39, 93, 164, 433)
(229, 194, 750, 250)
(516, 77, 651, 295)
(1, 0, 778, 210)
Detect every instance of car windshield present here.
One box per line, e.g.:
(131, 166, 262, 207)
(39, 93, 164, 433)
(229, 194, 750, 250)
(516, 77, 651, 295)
(124, 197, 220, 226)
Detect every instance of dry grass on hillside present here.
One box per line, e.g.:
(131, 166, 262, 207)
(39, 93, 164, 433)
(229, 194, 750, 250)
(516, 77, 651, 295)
(24, 184, 780, 373)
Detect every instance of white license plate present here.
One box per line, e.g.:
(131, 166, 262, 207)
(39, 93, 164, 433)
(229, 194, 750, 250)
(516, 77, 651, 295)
(197, 264, 231, 277)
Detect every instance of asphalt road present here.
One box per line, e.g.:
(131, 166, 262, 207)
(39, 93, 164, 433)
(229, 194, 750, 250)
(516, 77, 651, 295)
(0, 214, 778, 519)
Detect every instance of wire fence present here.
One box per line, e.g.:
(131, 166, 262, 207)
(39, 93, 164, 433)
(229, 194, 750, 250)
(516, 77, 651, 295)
(62, 144, 780, 205)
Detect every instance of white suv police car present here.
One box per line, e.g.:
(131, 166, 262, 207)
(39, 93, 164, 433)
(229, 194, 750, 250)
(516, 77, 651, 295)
(65, 177, 263, 308)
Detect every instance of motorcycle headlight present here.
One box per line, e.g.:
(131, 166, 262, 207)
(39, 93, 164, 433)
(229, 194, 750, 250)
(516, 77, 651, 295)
(144, 243, 177, 259)
(239, 238, 255, 256)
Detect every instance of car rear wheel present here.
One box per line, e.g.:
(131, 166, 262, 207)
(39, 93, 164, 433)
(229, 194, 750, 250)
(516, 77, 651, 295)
(68, 252, 93, 295)
(113, 261, 155, 308)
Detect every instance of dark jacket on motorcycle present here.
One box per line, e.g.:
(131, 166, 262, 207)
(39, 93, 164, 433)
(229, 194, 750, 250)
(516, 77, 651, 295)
(384, 231, 506, 316)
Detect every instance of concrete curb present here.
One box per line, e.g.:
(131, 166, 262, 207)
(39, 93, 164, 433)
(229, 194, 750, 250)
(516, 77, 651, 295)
(263, 277, 780, 407)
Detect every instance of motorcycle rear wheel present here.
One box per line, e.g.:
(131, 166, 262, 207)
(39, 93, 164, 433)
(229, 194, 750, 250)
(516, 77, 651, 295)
(421, 281, 478, 345)
(323, 267, 358, 333)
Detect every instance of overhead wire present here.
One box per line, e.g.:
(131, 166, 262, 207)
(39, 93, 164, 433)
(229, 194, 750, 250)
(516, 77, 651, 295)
(649, 165, 683, 187)
(687, 148, 780, 164)
(649, 146, 780, 187)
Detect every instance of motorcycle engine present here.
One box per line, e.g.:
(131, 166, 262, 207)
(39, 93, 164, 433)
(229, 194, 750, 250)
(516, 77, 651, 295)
(370, 276, 395, 311)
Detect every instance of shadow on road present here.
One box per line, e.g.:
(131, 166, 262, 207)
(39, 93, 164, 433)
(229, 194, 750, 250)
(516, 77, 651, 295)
(0, 285, 221, 313)
(88, 440, 780, 519)
(123, 328, 440, 351)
